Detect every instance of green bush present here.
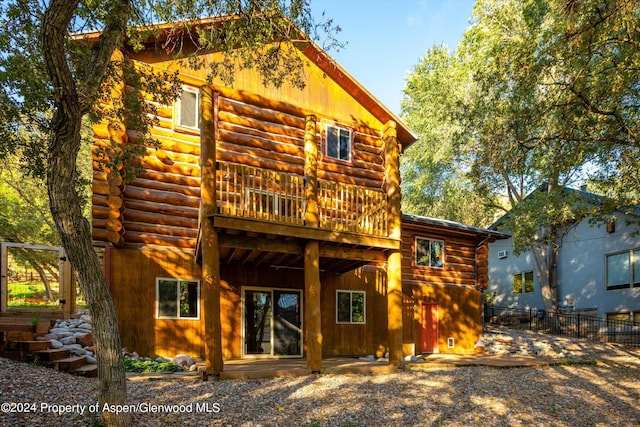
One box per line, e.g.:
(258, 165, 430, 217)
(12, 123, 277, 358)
(123, 357, 185, 373)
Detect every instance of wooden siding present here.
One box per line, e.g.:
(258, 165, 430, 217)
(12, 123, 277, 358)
(405, 283, 482, 354)
(108, 248, 204, 358)
(321, 267, 389, 358)
(106, 243, 485, 358)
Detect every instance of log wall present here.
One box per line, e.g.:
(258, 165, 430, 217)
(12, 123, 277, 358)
(92, 63, 387, 248)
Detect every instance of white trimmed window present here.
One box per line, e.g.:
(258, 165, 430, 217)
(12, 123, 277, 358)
(324, 123, 352, 162)
(336, 290, 365, 324)
(156, 278, 200, 319)
(606, 249, 640, 290)
(415, 237, 444, 268)
(175, 86, 199, 130)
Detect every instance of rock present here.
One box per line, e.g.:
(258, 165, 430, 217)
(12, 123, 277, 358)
(41, 333, 60, 341)
(70, 348, 86, 356)
(49, 328, 70, 335)
(64, 344, 83, 350)
(60, 336, 76, 345)
(76, 333, 93, 348)
(188, 364, 198, 372)
(172, 354, 195, 367)
(496, 335, 514, 344)
(49, 340, 64, 349)
(85, 356, 96, 364)
(78, 322, 92, 330)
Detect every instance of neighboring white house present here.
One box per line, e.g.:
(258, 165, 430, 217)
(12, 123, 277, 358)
(487, 188, 640, 324)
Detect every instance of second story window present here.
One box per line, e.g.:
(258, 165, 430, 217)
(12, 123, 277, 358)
(415, 237, 444, 268)
(325, 123, 352, 162)
(175, 86, 199, 131)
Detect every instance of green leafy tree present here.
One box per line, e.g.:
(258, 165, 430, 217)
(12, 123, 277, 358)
(401, 0, 639, 313)
(0, 1, 338, 425)
(400, 45, 498, 226)
(458, 0, 639, 312)
(0, 154, 64, 300)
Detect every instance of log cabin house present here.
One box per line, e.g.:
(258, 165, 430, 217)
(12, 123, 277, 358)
(89, 17, 507, 372)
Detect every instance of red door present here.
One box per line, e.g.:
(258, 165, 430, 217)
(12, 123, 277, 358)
(421, 303, 439, 353)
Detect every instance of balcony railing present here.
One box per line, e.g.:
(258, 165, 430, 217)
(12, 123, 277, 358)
(215, 161, 388, 237)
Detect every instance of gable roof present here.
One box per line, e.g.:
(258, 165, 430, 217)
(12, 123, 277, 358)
(78, 16, 418, 148)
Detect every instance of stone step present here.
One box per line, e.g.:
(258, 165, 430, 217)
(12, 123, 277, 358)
(73, 364, 98, 378)
(56, 356, 87, 372)
(34, 348, 71, 362)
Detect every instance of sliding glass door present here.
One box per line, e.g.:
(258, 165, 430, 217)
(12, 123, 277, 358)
(243, 288, 302, 357)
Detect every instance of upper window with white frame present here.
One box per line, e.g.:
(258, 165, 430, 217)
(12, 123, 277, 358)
(336, 290, 365, 324)
(513, 271, 534, 294)
(606, 249, 640, 290)
(156, 278, 200, 319)
(415, 237, 444, 268)
(175, 86, 199, 131)
(324, 123, 352, 163)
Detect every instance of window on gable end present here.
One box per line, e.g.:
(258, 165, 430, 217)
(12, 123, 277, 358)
(175, 86, 199, 131)
(324, 123, 352, 163)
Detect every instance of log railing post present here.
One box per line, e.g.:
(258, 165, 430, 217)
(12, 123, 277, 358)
(383, 120, 404, 368)
(303, 114, 322, 372)
(200, 85, 223, 375)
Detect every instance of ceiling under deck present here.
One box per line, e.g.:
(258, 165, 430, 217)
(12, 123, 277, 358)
(216, 228, 386, 275)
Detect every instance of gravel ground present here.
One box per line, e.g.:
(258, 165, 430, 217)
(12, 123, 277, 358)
(1, 328, 639, 427)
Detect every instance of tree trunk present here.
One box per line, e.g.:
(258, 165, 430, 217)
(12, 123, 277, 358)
(531, 243, 559, 314)
(41, 0, 132, 426)
(46, 109, 132, 427)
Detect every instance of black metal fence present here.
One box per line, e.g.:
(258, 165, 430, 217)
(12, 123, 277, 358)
(484, 305, 640, 347)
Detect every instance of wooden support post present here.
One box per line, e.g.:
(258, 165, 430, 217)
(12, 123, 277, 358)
(304, 240, 322, 372)
(383, 120, 404, 368)
(304, 115, 319, 227)
(200, 85, 223, 375)
(303, 114, 322, 371)
(60, 249, 73, 318)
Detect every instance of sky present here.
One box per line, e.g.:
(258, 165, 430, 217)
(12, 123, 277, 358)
(311, 0, 477, 116)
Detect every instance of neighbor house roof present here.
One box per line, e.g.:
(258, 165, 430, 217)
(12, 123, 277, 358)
(489, 185, 640, 231)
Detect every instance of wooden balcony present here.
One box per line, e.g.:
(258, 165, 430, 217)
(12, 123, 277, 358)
(215, 161, 388, 238)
